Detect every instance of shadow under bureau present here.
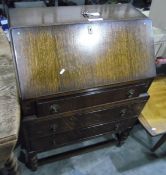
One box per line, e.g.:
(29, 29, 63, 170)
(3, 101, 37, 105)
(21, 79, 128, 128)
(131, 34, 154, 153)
(9, 4, 156, 171)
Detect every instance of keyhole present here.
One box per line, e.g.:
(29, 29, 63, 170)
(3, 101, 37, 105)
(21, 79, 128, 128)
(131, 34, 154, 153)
(88, 26, 93, 34)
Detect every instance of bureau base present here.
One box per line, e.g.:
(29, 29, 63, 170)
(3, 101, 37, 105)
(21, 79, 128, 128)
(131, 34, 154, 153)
(19, 127, 131, 171)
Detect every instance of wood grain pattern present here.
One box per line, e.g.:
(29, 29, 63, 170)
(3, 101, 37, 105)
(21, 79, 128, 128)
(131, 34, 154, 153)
(8, 5, 156, 170)
(25, 97, 147, 138)
(36, 81, 148, 116)
(139, 77, 166, 136)
(29, 118, 137, 152)
(11, 20, 155, 99)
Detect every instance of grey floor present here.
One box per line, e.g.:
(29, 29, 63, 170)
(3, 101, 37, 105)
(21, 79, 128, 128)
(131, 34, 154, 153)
(16, 125, 166, 175)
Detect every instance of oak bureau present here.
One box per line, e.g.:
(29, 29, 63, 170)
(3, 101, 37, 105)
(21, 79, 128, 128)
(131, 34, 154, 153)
(9, 4, 156, 171)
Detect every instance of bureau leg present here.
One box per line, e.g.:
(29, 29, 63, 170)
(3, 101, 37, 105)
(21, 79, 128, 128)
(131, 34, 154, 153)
(26, 152, 38, 171)
(116, 133, 125, 147)
(19, 151, 38, 171)
(116, 128, 131, 147)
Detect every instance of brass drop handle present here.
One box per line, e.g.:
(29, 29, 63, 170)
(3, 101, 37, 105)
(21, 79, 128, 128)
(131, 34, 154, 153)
(128, 89, 135, 98)
(82, 11, 101, 18)
(50, 123, 57, 132)
(120, 109, 127, 117)
(49, 104, 59, 113)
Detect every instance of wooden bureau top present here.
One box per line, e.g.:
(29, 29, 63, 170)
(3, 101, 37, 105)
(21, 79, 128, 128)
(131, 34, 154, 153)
(9, 5, 156, 100)
(9, 4, 146, 27)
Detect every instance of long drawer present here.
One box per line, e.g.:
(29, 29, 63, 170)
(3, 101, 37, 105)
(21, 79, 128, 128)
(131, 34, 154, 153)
(29, 118, 137, 152)
(36, 81, 150, 117)
(24, 96, 148, 138)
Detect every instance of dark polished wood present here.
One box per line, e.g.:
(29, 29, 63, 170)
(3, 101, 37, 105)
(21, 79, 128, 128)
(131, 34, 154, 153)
(9, 4, 156, 171)
(28, 118, 137, 152)
(9, 4, 146, 27)
(36, 81, 149, 116)
(24, 96, 148, 138)
(21, 78, 152, 116)
(19, 138, 117, 171)
(10, 16, 155, 100)
(38, 138, 117, 166)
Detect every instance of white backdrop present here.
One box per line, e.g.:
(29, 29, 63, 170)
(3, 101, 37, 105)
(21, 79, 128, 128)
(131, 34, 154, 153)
(150, 0, 166, 30)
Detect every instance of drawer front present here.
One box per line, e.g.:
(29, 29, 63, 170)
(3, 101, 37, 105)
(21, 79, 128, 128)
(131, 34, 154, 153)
(36, 82, 149, 116)
(24, 97, 147, 138)
(29, 118, 137, 152)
